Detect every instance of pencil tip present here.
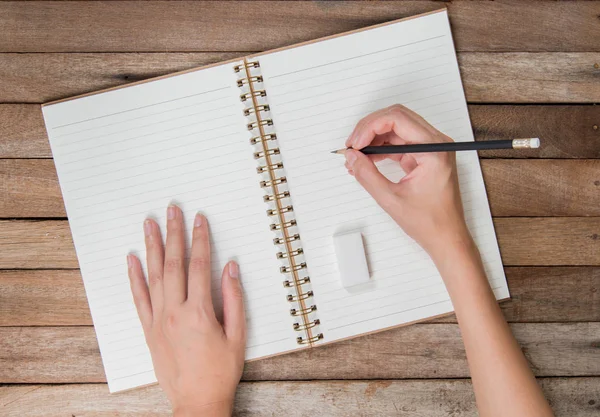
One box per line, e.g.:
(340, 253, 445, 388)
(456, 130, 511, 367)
(330, 150, 338, 154)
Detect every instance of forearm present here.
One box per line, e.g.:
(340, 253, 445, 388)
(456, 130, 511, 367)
(431, 236, 553, 417)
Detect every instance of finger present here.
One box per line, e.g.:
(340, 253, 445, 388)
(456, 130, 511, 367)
(221, 261, 247, 344)
(345, 149, 394, 206)
(397, 154, 418, 174)
(127, 254, 152, 331)
(144, 218, 164, 317)
(351, 105, 443, 153)
(163, 205, 187, 308)
(187, 213, 213, 308)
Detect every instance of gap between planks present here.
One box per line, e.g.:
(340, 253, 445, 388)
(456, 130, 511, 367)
(0, 52, 599, 103)
(1, 104, 599, 159)
(0, 267, 598, 326)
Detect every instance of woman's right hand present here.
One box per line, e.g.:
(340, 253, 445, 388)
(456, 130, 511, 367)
(344, 104, 471, 259)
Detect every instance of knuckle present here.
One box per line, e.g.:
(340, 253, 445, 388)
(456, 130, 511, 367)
(164, 257, 184, 272)
(230, 283, 244, 301)
(148, 272, 163, 285)
(188, 256, 209, 272)
(163, 312, 179, 332)
(389, 104, 406, 114)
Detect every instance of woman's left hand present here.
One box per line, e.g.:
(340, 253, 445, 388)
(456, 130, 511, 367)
(127, 205, 246, 417)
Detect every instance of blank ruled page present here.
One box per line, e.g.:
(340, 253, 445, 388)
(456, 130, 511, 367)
(42, 63, 300, 392)
(254, 10, 509, 343)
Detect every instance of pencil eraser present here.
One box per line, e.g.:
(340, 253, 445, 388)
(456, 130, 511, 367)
(530, 138, 540, 148)
(333, 231, 370, 288)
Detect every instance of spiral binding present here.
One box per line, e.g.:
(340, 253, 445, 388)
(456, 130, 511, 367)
(236, 58, 323, 346)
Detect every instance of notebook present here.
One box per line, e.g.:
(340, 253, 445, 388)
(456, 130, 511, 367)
(41, 9, 508, 393)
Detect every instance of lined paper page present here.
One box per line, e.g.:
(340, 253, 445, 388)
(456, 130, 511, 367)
(255, 10, 508, 343)
(42, 62, 300, 392)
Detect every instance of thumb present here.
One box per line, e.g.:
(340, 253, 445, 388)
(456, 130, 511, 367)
(345, 149, 393, 206)
(221, 261, 246, 344)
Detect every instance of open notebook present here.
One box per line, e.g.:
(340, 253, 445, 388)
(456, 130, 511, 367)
(42, 9, 508, 392)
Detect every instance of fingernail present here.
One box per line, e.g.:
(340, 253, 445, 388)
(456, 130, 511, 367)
(167, 205, 177, 220)
(127, 254, 133, 269)
(345, 150, 358, 167)
(194, 213, 203, 228)
(346, 133, 355, 147)
(144, 219, 152, 237)
(228, 261, 239, 279)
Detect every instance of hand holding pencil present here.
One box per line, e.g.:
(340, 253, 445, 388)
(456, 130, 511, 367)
(340, 104, 483, 256)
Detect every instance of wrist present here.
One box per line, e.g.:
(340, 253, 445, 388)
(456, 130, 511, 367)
(428, 228, 482, 278)
(173, 400, 233, 417)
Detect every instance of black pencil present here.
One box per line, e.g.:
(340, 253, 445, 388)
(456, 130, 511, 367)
(330, 138, 540, 155)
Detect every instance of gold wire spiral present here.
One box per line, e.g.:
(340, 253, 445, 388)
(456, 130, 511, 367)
(244, 104, 270, 116)
(257, 162, 284, 174)
(287, 290, 313, 302)
(240, 90, 266, 102)
(237, 76, 263, 87)
(280, 261, 306, 273)
(238, 58, 321, 347)
(290, 305, 317, 316)
(254, 148, 280, 159)
(260, 177, 287, 188)
(267, 205, 292, 215)
(297, 333, 324, 344)
(247, 119, 273, 131)
(270, 219, 296, 231)
(250, 133, 276, 145)
(283, 276, 310, 287)
(277, 248, 303, 259)
(264, 191, 290, 202)
(233, 61, 260, 73)
(293, 319, 320, 331)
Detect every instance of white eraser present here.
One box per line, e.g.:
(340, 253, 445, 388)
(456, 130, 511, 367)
(333, 231, 370, 288)
(530, 138, 540, 148)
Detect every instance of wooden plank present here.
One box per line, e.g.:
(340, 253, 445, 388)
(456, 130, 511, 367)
(0, 323, 598, 383)
(0, 52, 240, 103)
(471, 105, 600, 159)
(495, 218, 600, 266)
(458, 52, 600, 103)
(0, 221, 76, 269)
(0, 270, 88, 326)
(2, 159, 598, 218)
(1, 53, 599, 103)
(1, 267, 597, 327)
(0, 1, 599, 53)
(3, 104, 598, 159)
(1, 218, 598, 269)
(483, 160, 600, 217)
(0, 104, 47, 158)
(1, 378, 598, 417)
(0, 159, 64, 218)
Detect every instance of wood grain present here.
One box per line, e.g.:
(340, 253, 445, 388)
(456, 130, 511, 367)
(471, 105, 600, 159)
(1, 1, 599, 53)
(2, 104, 598, 159)
(1, 53, 599, 103)
(0, 221, 75, 269)
(1, 218, 598, 268)
(1, 378, 599, 417)
(483, 160, 600, 217)
(1, 267, 597, 327)
(1, 323, 598, 383)
(0, 104, 47, 158)
(0, 159, 64, 218)
(0, 270, 89, 326)
(2, 159, 598, 218)
(495, 218, 600, 266)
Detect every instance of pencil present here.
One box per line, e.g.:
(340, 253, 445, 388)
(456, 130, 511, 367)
(330, 138, 540, 155)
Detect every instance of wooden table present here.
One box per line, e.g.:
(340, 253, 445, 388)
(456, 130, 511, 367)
(1, 1, 599, 415)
